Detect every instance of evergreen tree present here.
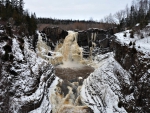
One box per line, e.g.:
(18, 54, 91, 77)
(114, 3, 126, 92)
(11, 0, 18, 7)
(0, 0, 37, 36)
(19, 0, 24, 13)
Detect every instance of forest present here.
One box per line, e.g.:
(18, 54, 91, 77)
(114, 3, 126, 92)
(0, 0, 37, 36)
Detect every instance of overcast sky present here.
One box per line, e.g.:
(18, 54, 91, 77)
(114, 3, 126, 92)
(24, 0, 132, 21)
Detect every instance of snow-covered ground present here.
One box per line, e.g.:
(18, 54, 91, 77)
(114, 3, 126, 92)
(115, 30, 150, 55)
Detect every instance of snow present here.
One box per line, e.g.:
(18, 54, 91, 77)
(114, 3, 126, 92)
(1, 26, 148, 112)
(49, 77, 59, 99)
(148, 69, 150, 73)
(3, 37, 56, 113)
(0, 41, 6, 54)
(12, 38, 24, 61)
(81, 53, 129, 113)
(0, 30, 4, 33)
(29, 77, 59, 113)
(125, 93, 134, 102)
(146, 23, 150, 27)
(135, 23, 140, 26)
(115, 30, 150, 55)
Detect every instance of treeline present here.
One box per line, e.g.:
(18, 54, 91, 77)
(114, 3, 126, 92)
(37, 17, 115, 30)
(102, 0, 150, 31)
(120, 0, 150, 30)
(0, 0, 37, 35)
(37, 17, 99, 25)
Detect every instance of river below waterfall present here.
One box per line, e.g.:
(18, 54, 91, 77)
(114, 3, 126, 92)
(37, 31, 96, 113)
(55, 65, 94, 82)
(49, 63, 94, 113)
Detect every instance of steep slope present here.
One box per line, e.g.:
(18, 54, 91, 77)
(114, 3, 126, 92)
(81, 53, 128, 113)
(0, 32, 55, 112)
(114, 30, 150, 112)
(81, 30, 150, 113)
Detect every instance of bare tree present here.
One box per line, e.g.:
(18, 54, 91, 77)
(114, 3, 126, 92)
(103, 13, 116, 29)
(104, 13, 116, 24)
(143, 0, 149, 14)
(131, 0, 138, 12)
(89, 17, 94, 22)
(125, 4, 130, 19)
(114, 10, 126, 24)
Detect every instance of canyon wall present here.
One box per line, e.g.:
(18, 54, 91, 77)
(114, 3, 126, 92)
(113, 40, 150, 112)
(42, 27, 115, 58)
(42, 27, 68, 50)
(0, 31, 55, 113)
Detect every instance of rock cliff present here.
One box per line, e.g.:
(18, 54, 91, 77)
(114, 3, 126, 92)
(114, 40, 150, 112)
(0, 30, 55, 113)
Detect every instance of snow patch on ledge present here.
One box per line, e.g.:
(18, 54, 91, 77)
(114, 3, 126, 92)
(115, 30, 150, 56)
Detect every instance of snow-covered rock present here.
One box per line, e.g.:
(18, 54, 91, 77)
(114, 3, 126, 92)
(81, 53, 129, 113)
(114, 30, 150, 112)
(115, 30, 150, 55)
(0, 36, 56, 113)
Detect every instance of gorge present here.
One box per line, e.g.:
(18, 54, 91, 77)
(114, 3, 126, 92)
(0, 0, 150, 113)
(0, 25, 149, 113)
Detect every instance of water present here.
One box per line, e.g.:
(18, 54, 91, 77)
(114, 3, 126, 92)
(55, 64, 94, 83)
(58, 31, 83, 63)
(50, 31, 94, 113)
(37, 31, 95, 112)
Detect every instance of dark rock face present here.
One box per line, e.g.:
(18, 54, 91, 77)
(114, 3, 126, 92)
(77, 31, 88, 47)
(42, 27, 68, 50)
(114, 41, 150, 113)
(77, 28, 115, 57)
(42, 27, 115, 56)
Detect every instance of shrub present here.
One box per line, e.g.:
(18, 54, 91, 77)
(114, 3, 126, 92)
(132, 46, 137, 54)
(130, 31, 134, 38)
(129, 41, 132, 46)
(133, 41, 136, 46)
(118, 101, 123, 108)
(3, 45, 12, 53)
(9, 54, 14, 61)
(7, 39, 12, 45)
(18, 37, 24, 44)
(141, 34, 144, 39)
(123, 32, 127, 37)
(19, 45, 24, 51)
